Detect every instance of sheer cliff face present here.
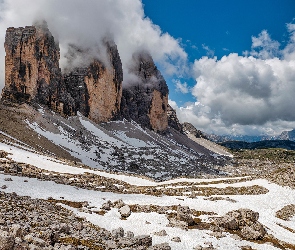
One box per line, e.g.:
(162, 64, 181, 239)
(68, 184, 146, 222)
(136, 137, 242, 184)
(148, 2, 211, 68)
(64, 42, 123, 123)
(121, 52, 169, 132)
(2, 23, 122, 122)
(2, 22, 71, 114)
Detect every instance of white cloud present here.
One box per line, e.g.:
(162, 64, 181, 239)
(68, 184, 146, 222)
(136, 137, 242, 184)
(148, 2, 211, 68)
(170, 100, 295, 136)
(0, 0, 188, 89)
(202, 44, 214, 58)
(283, 23, 295, 60)
(243, 30, 280, 59)
(186, 25, 295, 135)
(174, 79, 189, 94)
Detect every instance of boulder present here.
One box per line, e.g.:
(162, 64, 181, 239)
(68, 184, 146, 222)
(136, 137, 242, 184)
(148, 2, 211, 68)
(241, 222, 267, 240)
(10, 224, 23, 238)
(176, 205, 194, 226)
(214, 208, 266, 240)
(119, 205, 131, 218)
(112, 227, 124, 238)
(154, 229, 167, 236)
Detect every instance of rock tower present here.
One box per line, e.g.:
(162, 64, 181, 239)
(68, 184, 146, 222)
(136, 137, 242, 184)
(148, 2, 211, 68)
(121, 51, 169, 132)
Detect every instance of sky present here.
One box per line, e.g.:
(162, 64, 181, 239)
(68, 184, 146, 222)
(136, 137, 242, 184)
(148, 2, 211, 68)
(0, 0, 295, 136)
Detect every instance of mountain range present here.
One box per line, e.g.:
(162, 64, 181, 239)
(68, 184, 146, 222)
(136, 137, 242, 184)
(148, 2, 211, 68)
(207, 129, 295, 143)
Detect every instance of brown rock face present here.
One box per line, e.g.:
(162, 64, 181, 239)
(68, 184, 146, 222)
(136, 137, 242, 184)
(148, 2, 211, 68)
(2, 21, 73, 115)
(120, 51, 169, 132)
(64, 41, 123, 123)
(148, 90, 168, 132)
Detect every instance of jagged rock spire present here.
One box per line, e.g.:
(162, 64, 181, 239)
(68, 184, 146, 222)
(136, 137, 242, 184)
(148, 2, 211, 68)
(120, 51, 169, 132)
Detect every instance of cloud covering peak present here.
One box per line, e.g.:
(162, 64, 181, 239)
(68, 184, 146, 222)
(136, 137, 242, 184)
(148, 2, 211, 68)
(0, 0, 187, 88)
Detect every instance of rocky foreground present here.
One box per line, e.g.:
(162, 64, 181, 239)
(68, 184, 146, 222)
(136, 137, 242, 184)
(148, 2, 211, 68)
(0, 189, 273, 250)
(0, 146, 295, 250)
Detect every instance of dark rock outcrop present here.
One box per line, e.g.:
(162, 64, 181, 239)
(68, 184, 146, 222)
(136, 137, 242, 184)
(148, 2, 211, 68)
(167, 104, 183, 132)
(182, 122, 207, 139)
(120, 51, 169, 132)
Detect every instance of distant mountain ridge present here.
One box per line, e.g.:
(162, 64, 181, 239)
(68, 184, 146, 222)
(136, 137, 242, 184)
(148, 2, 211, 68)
(207, 129, 295, 143)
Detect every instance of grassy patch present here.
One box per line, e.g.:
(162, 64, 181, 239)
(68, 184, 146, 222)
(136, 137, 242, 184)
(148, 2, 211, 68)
(47, 198, 85, 208)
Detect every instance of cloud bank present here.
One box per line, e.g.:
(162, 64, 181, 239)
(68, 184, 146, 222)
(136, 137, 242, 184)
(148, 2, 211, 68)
(0, 0, 187, 88)
(171, 25, 295, 135)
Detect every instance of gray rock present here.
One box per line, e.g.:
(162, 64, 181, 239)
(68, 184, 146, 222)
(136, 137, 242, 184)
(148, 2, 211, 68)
(154, 229, 167, 236)
(167, 104, 183, 133)
(177, 205, 194, 226)
(214, 208, 266, 240)
(10, 224, 23, 238)
(101, 200, 112, 210)
(112, 227, 124, 238)
(171, 236, 181, 242)
(119, 205, 131, 218)
(24, 234, 46, 247)
(167, 217, 188, 230)
(241, 222, 266, 240)
(114, 199, 125, 208)
(59, 224, 70, 234)
(133, 235, 152, 247)
(126, 231, 134, 238)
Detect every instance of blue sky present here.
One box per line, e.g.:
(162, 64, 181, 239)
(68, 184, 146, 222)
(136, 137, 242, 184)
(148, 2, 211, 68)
(0, 0, 295, 136)
(143, 0, 295, 105)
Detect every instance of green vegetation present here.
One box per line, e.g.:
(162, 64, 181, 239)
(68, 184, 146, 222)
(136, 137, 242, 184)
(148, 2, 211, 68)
(232, 148, 295, 164)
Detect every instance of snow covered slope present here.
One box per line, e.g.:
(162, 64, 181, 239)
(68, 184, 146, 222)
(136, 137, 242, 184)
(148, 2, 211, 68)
(23, 106, 229, 181)
(0, 142, 295, 250)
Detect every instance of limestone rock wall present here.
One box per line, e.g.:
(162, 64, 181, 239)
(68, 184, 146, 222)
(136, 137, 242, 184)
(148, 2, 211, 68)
(149, 90, 168, 132)
(121, 51, 169, 132)
(64, 42, 123, 123)
(85, 59, 122, 123)
(3, 26, 39, 102)
(2, 22, 73, 115)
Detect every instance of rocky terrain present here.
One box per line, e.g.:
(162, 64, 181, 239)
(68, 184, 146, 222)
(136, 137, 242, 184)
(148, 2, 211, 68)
(0, 103, 229, 181)
(0, 141, 295, 250)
